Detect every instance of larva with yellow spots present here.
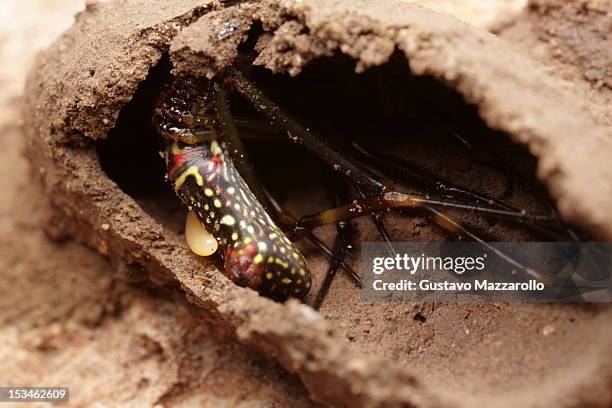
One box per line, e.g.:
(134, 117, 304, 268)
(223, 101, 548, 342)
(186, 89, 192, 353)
(155, 80, 311, 301)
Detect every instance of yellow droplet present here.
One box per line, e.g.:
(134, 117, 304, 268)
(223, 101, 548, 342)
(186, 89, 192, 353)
(185, 211, 218, 256)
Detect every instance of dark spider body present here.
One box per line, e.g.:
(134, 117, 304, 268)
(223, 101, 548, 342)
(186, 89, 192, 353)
(155, 82, 311, 301)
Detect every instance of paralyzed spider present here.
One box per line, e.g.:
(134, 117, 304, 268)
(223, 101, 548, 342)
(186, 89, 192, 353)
(153, 66, 574, 306)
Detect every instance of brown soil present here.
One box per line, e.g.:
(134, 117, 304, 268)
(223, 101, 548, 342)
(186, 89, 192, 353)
(6, 0, 612, 407)
(0, 1, 317, 407)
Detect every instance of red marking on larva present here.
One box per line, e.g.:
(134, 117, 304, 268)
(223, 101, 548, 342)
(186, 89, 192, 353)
(224, 242, 263, 290)
(167, 151, 189, 179)
(172, 152, 188, 168)
(213, 154, 223, 165)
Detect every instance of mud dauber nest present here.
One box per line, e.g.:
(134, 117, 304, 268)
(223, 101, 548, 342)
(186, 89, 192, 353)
(97, 52, 579, 307)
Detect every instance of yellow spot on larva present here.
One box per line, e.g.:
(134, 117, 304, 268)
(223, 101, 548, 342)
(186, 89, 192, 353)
(268, 257, 274, 264)
(281, 278, 291, 284)
(266, 272, 273, 280)
(214, 199, 221, 208)
(269, 233, 278, 240)
(257, 242, 267, 251)
(231, 232, 239, 241)
(220, 214, 235, 226)
(299, 269, 306, 276)
(204, 188, 214, 197)
(244, 237, 252, 244)
(290, 267, 296, 275)
(275, 259, 289, 268)
(253, 254, 263, 264)
(175, 166, 204, 190)
(227, 187, 235, 195)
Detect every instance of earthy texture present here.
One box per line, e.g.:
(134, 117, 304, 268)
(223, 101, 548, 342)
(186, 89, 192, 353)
(529, 0, 612, 90)
(406, 0, 527, 31)
(0, 1, 318, 406)
(20, 0, 612, 407)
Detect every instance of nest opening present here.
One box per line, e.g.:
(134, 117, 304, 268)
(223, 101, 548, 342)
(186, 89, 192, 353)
(97, 51, 558, 244)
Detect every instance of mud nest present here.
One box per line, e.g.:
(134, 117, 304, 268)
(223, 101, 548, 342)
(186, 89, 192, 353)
(23, 0, 612, 407)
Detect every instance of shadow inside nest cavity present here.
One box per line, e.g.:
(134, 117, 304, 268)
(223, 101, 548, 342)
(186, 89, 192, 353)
(96, 51, 570, 242)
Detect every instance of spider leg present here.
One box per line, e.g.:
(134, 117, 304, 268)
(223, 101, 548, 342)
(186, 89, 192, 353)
(225, 69, 562, 231)
(351, 141, 517, 212)
(192, 112, 283, 141)
(211, 81, 273, 212)
(351, 141, 572, 240)
(297, 191, 562, 231)
(353, 182, 397, 258)
(263, 188, 362, 288)
(219, 71, 558, 284)
(443, 126, 514, 197)
(233, 117, 283, 139)
(225, 68, 386, 194)
(445, 126, 580, 241)
(298, 193, 546, 281)
(428, 207, 543, 280)
(312, 175, 356, 310)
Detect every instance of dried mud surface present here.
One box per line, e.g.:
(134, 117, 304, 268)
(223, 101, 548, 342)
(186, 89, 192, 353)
(404, 0, 528, 31)
(0, 1, 317, 407)
(501, 0, 612, 128)
(16, 0, 612, 407)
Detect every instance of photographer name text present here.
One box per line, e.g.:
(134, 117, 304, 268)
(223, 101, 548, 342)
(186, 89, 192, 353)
(372, 279, 545, 292)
